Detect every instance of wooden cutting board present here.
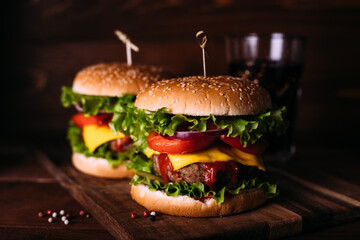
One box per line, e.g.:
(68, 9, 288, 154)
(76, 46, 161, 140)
(37, 151, 360, 240)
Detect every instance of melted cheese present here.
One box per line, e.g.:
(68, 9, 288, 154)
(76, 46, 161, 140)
(144, 148, 160, 158)
(83, 125, 125, 152)
(144, 146, 265, 171)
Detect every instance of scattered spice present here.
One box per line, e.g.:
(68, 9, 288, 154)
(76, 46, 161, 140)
(143, 211, 149, 217)
(38, 208, 93, 226)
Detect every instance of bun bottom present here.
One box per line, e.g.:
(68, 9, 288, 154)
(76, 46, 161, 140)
(72, 152, 134, 179)
(131, 184, 267, 217)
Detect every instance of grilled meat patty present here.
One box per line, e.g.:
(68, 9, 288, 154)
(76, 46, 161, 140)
(152, 154, 262, 187)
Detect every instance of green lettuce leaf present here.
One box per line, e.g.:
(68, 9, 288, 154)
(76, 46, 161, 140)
(111, 106, 288, 149)
(214, 107, 288, 146)
(61, 87, 135, 116)
(131, 173, 279, 204)
(109, 105, 153, 151)
(67, 121, 152, 172)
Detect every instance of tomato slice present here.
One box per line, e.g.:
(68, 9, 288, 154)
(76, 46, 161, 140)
(72, 113, 113, 128)
(219, 135, 268, 155)
(147, 132, 216, 154)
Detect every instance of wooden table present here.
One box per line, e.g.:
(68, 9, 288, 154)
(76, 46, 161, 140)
(1, 142, 359, 239)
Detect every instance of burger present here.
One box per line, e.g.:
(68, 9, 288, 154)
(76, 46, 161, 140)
(61, 62, 171, 178)
(123, 76, 287, 217)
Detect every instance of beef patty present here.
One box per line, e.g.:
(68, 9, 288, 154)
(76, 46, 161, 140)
(152, 154, 262, 187)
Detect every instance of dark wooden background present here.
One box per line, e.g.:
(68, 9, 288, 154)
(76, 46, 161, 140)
(3, 0, 360, 151)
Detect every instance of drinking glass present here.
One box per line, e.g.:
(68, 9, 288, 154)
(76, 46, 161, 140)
(225, 33, 306, 162)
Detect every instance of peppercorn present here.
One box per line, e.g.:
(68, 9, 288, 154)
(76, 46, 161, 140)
(143, 211, 149, 217)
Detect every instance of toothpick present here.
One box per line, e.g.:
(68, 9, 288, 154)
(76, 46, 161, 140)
(196, 30, 208, 77)
(114, 30, 139, 65)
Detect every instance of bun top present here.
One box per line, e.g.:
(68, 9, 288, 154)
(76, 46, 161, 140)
(72, 62, 171, 96)
(135, 76, 272, 116)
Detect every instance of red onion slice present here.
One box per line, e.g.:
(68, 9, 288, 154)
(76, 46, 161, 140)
(164, 128, 227, 140)
(74, 103, 83, 112)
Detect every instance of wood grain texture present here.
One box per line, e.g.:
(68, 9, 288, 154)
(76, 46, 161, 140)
(37, 150, 360, 240)
(9, 0, 360, 41)
(0, 181, 114, 239)
(0, 228, 114, 240)
(0, 146, 55, 183)
(0, 146, 115, 240)
(287, 221, 360, 240)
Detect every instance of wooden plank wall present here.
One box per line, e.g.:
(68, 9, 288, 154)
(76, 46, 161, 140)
(2, 0, 360, 150)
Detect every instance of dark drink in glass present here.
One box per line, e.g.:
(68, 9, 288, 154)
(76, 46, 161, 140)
(226, 33, 306, 161)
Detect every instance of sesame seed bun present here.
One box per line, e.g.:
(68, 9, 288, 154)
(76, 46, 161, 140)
(131, 184, 267, 217)
(135, 76, 272, 116)
(72, 62, 171, 96)
(72, 153, 134, 179)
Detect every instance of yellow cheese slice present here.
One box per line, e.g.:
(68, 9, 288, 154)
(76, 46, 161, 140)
(144, 146, 265, 171)
(144, 147, 159, 158)
(168, 148, 234, 170)
(83, 125, 125, 152)
(218, 146, 265, 171)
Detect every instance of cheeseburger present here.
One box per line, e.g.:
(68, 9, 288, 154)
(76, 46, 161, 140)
(126, 76, 287, 217)
(61, 62, 170, 178)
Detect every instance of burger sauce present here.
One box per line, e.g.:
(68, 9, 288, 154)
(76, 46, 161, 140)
(157, 153, 177, 184)
(203, 161, 239, 190)
(113, 137, 133, 152)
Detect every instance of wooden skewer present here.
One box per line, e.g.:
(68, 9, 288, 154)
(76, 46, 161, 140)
(114, 30, 139, 65)
(196, 30, 208, 77)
